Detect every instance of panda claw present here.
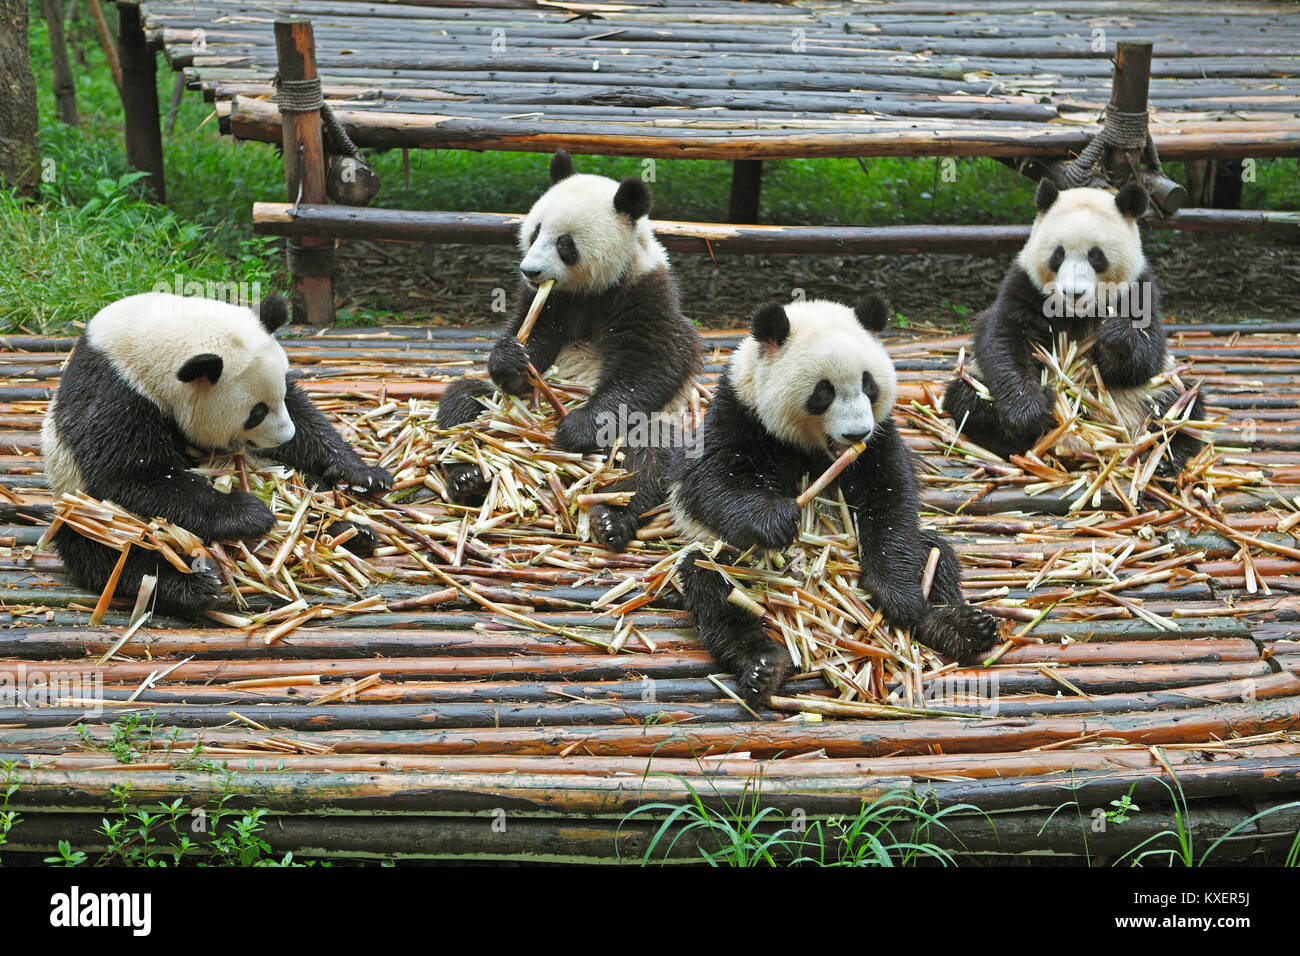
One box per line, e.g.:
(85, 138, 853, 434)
(733, 645, 795, 709)
(915, 604, 1001, 665)
(590, 504, 639, 553)
(444, 462, 490, 504)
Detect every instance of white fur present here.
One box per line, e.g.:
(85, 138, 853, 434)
(517, 174, 667, 294)
(85, 292, 295, 452)
(730, 299, 898, 457)
(1018, 187, 1145, 310)
(40, 396, 84, 499)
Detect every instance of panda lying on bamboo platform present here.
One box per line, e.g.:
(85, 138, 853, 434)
(42, 292, 392, 614)
(436, 149, 701, 552)
(668, 295, 1000, 705)
(942, 180, 1206, 473)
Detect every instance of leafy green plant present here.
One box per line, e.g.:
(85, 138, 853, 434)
(622, 774, 801, 866)
(1115, 772, 1300, 867)
(620, 768, 974, 867)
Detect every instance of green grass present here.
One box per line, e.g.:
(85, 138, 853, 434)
(4, 2, 1299, 333)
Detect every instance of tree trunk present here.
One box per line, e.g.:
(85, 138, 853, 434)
(0, 0, 41, 196)
(41, 0, 78, 125)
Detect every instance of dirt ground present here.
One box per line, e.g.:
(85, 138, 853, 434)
(334, 231, 1300, 330)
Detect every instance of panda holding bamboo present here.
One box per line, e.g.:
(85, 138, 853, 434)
(436, 150, 701, 553)
(42, 292, 392, 614)
(668, 295, 1001, 705)
(942, 180, 1206, 473)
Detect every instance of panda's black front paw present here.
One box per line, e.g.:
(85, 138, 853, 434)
(210, 493, 275, 542)
(487, 337, 532, 397)
(553, 407, 601, 454)
(313, 460, 393, 494)
(324, 520, 379, 558)
(915, 604, 1000, 665)
(444, 462, 490, 504)
(590, 504, 639, 553)
(735, 497, 801, 551)
(733, 644, 795, 708)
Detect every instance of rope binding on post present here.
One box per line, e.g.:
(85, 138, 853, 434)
(1058, 103, 1163, 189)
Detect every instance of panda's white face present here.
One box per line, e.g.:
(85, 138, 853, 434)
(731, 298, 898, 458)
(517, 159, 667, 295)
(1018, 183, 1146, 315)
(87, 292, 296, 453)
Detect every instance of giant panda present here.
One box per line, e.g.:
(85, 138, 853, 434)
(41, 291, 392, 614)
(942, 180, 1206, 472)
(436, 149, 701, 552)
(668, 295, 1000, 705)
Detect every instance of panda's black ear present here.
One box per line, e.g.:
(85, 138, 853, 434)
(854, 295, 891, 333)
(549, 150, 574, 185)
(1034, 178, 1059, 213)
(1114, 181, 1148, 220)
(259, 293, 289, 333)
(177, 353, 223, 386)
(750, 303, 789, 347)
(614, 177, 652, 221)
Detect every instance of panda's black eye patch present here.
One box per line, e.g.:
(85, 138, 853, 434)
(244, 403, 268, 431)
(529, 225, 541, 246)
(1088, 246, 1108, 273)
(556, 233, 579, 266)
(861, 371, 879, 402)
(1048, 245, 1066, 272)
(805, 379, 835, 416)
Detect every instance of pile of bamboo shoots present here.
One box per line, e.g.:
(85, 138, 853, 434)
(598, 448, 992, 712)
(911, 332, 1217, 509)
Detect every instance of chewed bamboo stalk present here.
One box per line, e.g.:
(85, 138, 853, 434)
(797, 440, 867, 507)
(515, 279, 554, 345)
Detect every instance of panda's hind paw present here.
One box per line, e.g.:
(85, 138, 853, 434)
(916, 604, 1000, 665)
(158, 562, 224, 616)
(590, 504, 639, 553)
(733, 645, 795, 709)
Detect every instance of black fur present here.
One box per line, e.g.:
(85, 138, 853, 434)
(47, 339, 391, 616)
(613, 177, 652, 222)
(671, 378, 999, 706)
(438, 266, 700, 553)
(1115, 181, 1148, 220)
(941, 265, 1206, 471)
(549, 149, 574, 184)
(177, 353, 222, 385)
(259, 292, 289, 333)
(750, 303, 789, 346)
(855, 295, 891, 333)
(1035, 177, 1059, 213)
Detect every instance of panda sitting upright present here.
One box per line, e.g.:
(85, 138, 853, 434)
(669, 295, 1000, 705)
(437, 150, 700, 552)
(942, 180, 1205, 472)
(42, 291, 392, 614)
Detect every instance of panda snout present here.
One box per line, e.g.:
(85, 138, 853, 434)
(521, 265, 544, 281)
(839, 430, 870, 443)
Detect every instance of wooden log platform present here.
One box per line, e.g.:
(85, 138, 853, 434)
(2, 323, 1299, 862)
(128, 0, 1300, 161)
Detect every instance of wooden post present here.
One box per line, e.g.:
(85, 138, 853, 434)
(1103, 42, 1186, 215)
(274, 18, 334, 328)
(727, 159, 763, 224)
(117, 2, 164, 201)
(40, 0, 77, 125)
